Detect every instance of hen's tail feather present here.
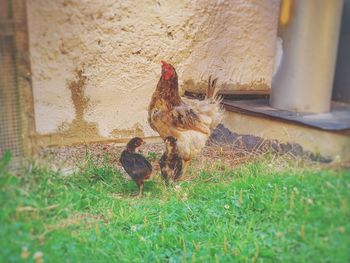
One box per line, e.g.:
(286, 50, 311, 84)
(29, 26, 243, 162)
(206, 75, 221, 100)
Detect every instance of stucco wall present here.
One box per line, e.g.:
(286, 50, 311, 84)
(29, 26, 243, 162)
(27, 0, 279, 145)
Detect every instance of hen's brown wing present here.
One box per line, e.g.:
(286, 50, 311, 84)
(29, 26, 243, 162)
(151, 104, 210, 135)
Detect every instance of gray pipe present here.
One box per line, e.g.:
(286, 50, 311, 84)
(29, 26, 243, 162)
(270, 0, 344, 113)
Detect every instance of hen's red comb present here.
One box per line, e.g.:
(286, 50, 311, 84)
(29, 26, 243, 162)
(161, 60, 169, 67)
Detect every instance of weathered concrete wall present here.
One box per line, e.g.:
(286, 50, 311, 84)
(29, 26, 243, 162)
(27, 0, 279, 145)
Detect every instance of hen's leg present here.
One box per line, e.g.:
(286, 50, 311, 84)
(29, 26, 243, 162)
(181, 160, 190, 180)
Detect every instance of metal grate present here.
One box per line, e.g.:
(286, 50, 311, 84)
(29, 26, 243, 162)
(0, 0, 33, 165)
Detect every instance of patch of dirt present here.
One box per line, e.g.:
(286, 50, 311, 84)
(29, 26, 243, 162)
(36, 141, 164, 177)
(36, 124, 332, 176)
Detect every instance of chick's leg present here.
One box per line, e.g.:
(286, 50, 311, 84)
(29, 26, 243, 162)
(132, 181, 143, 197)
(137, 182, 144, 197)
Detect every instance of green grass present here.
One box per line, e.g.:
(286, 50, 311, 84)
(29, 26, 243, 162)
(0, 153, 349, 263)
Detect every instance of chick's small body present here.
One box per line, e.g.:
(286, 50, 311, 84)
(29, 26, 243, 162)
(120, 137, 152, 195)
(159, 136, 183, 182)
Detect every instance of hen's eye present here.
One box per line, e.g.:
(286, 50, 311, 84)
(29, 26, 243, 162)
(151, 109, 160, 120)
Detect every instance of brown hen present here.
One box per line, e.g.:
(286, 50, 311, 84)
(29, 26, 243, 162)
(148, 61, 223, 174)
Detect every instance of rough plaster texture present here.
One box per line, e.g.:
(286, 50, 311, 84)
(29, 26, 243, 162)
(27, 0, 279, 143)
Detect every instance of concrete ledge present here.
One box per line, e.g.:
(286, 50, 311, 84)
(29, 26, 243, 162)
(222, 99, 350, 131)
(222, 111, 350, 161)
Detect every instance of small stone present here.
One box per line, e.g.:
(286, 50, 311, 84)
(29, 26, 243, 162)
(174, 185, 181, 191)
(306, 198, 314, 205)
(275, 232, 283, 238)
(33, 251, 44, 263)
(21, 246, 29, 259)
(293, 187, 299, 194)
(338, 226, 346, 233)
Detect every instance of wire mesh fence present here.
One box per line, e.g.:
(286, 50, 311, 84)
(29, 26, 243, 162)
(0, 35, 23, 158)
(0, 0, 34, 167)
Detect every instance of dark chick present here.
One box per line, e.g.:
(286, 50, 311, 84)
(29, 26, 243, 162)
(120, 137, 152, 196)
(159, 136, 183, 183)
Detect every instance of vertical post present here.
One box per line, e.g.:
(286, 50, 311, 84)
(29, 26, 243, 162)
(333, 0, 350, 103)
(270, 0, 344, 113)
(13, 0, 37, 156)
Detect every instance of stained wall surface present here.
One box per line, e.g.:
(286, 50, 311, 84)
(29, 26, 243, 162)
(27, 0, 280, 145)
